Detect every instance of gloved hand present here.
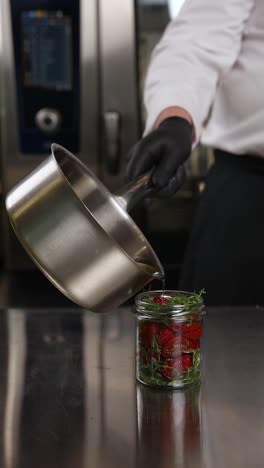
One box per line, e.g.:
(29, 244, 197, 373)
(126, 117, 193, 197)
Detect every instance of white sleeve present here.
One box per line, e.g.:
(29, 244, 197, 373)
(144, 0, 255, 139)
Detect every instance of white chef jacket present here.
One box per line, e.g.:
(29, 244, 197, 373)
(144, 0, 264, 156)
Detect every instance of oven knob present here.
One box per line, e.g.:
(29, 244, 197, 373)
(35, 108, 62, 134)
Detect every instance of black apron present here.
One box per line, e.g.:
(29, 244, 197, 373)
(179, 149, 264, 306)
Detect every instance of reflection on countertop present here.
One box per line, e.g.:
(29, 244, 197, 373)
(0, 306, 264, 468)
(136, 383, 202, 468)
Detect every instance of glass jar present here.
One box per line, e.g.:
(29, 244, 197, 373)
(135, 290, 206, 389)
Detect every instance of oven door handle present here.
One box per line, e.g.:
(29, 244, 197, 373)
(103, 111, 121, 174)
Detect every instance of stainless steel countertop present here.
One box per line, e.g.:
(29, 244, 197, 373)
(0, 306, 263, 468)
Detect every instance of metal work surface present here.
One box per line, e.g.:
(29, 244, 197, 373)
(0, 306, 263, 468)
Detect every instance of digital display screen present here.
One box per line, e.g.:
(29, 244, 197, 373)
(21, 10, 72, 90)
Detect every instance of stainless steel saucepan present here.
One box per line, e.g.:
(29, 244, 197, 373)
(5, 144, 164, 312)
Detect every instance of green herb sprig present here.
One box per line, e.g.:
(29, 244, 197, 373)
(141, 289, 205, 313)
(138, 348, 201, 387)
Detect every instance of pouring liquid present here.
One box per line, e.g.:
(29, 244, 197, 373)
(153, 271, 166, 294)
(137, 263, 166, 294)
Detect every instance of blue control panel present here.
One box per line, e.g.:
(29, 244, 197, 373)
(11, 0, 80, 154)
(22, 10, 73, 90)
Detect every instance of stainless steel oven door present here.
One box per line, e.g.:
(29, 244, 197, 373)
(98, 0, 140, 192)
(0, 0, 99, 269)
(98, 1, 186, 188)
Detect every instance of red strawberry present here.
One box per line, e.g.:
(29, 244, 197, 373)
(162, 336, 182, 358)
(161, 298, 169, 305)
(153, 296, 162, 303)
(182, 322, 202, 340)
(161, 354, 193, 379)
(189, 338, 200, 350)
(139, 322, 160, 346)
(182, 337, 200, 352)
(153, 296, 169, 305)
(157, 328, 174, 347)
(169, 322, 182, 334)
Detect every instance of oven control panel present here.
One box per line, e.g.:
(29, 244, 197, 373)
(10, 1, 80, 154)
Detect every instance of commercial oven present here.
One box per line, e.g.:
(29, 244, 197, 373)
(0, 0, 212, 278)
(0, 0, 97, 268)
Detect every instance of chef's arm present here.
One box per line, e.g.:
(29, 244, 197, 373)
(154, 106, 195, 141)
(144, 0, 255, 142)
(126, 0, 255, 193)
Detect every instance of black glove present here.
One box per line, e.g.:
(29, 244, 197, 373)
(126, 117, 193, 197)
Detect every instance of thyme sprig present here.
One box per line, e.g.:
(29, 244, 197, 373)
(140, 289, 205, 313)
(139, 348, 201, 387)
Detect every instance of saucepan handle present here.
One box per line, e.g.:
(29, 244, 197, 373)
(114, 172, 154, 212)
